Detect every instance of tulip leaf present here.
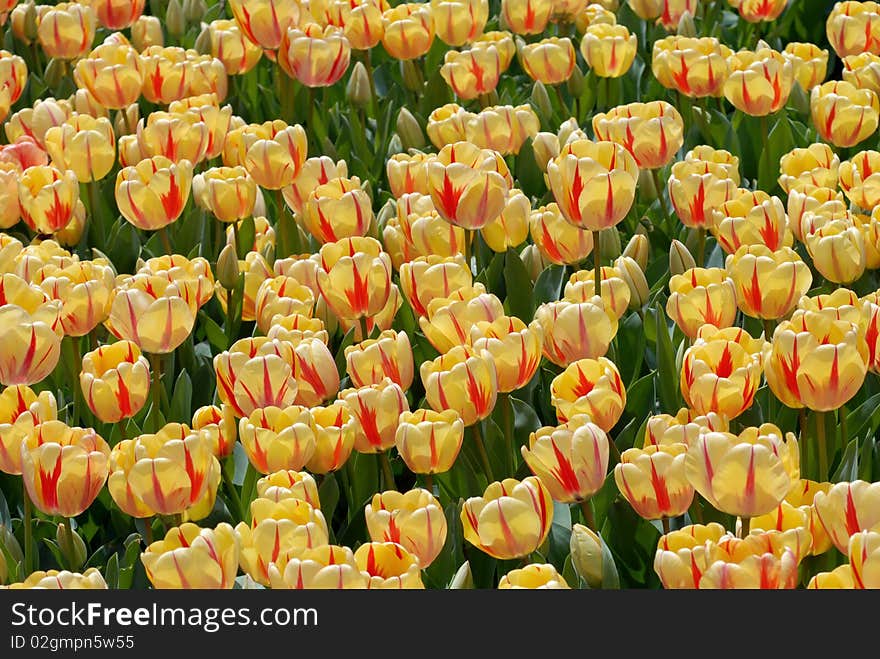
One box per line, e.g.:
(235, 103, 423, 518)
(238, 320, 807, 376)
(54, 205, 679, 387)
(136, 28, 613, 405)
(104, 552, 119, 590)
(199, 311, 227, 352)
(546, 501, 571, 571)
(617, 313, 647, 386)
(831, 439, 859, 483)
(237, 216, 256, 260)
(757, 115, 795, 194)
(653, 302, 682, 414)
(231, 443, 250, 487)
(624, 371, 655, 418)
(515, 137, 545, 200)
(845, 393, 880, 442)
(599, 533, 621, 590)
(533, 264, 566, 307)
(333, 326, 357, 380)
(503, 247, 535, 322)
(859, 433, 874, 482)
(168, 370, 192, 425)
(0, 486, 8, 529)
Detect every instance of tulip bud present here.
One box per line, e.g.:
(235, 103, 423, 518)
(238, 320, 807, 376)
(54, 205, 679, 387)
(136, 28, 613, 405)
(622, 233, 649, 271)
(347, 61, 372, 109)
(56, 522, 87, 571)
(669, 239, 696, 276)
(567, 64, 585, 97)
(597, 228, 621, 262)
(44, 58, 67, 90)
(615, 256, 650, 310)
(183, 0, 207, 22)
(396, 108, 425, 151)
(166, 0, 186, 38)
(216, 244, 240, 291)
(132, 15, 164, 51)
(570, 523, 604, 588)
(0, 524, 22, 583)
(193, 25, 212, 55)
(13, 2, 38, 44)
(531, 80, 553, 120)
(677, 10, 696, 36)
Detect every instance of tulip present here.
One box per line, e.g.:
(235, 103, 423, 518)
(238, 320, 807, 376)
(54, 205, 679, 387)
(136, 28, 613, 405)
(843, 52, 880, 95)
(192, 166, 257, 224)
(399, 255, 473, 317)
(479, 188, 530, 253)
(36, 2, 96, 60)
(256, 469, 320, 507)
(78, 341, 150, 425)
(73, 41, 143, 110)
(643, 408, 728, 448)
(725, 245, 813, 320)
(138, 46, 190, 104)
(470, 316, 543, 393)
(499, 563, 570, 589)
(827, 0, 880, 58)
(628, 0, 662, 18)
(466, 107, 539, 157)
(0, 386, 56, 476)
(667, 268, 738, 339)
(278, 23, 351, 88)
(191, 404, 237, 459)
(402, 209, 468, 261)
(529, 203, 595, 265)
(344, 329, 414, 390)
(254, 276, 315, 334)
(381, 4, 434, 60)
(519, 37, 576, 86)
(426, 103, 473, 149)
(268, 545, 368, 589)
(386, 152, 431, 198)
(580, 24, 637, 78)
(653, 522, 728, 589)
(302, 177, 373, 244)
(142, 523, 239, 589)
(736, 0, 787, 21)
(550, 357, 625, 429)
(185, 51, 228, 102)
(698, 539, 801, 589)
(304, 401, 357, 474)
(808, 564, 857, 589)
(461, 476, 553, 559)
(132, 16, 164, 51)
(681, 325, 765, 419)
(266, 314, 327, 346)
(365, 489, 447, 568)
(354, 542, 424, 589)
(798, 288, 861, 326)
(778, 143, 840, 194)
(652, 36, 732, 97)
(522, 418, 609, 503)
(723, 45, 793, 117)
(862, 291, 880, 373)
(805, 218, 866, 284)
(167, 95, 233, 162)
(337, 284, 403, 341)
(783, 42, 828, 91)
(32, 259, 113, 337)
(811, 80, 880, 148)
(115, 155, 193, 232)
(216, 252, 272, 323)
(340, 378, 408, 454)
(0, 164, 20, 230)
(18, 165, 79, 236)
(0, 51, 26, 111)
(338, 0, 387, 51)
(137, 254, 214, 313)
(839, 150, 880, 210)
(238, 406, 316, 474)
(685, 429, 792, 519)
(21, 421, 110, 518)
(0, 275, 62, 387)
(431, 0, 488, 46)
(615, 444, 692, 523)
(208, 19, 262, 75)
(44, 115, 115, 183)
(92, 0, 146, 29)
(712, 190, 791, 254)
(814, 480, 880, 554)
(395, 409, 464, 474)
(316, 237, 392, 321)
(108, 423, 221, 520)
(419, 286, 505, 354)
(213, 337, 298, 418)
(420, 345, 497, 427)
(233, 120, 308, 190)
(848, 530, 880, 588)
(658, 0, 698, 30)
(533, 297, 616, 367)
(501, 0, 551, 34)
(787, 186, 847, 242)
(228, 0, 300, 52)
(1, 568, 108, 590)
(440, 47, 502, 102)
(564, 267, 630, 318)
(136, 111, 209, 165)
(592, 101, 683, 170)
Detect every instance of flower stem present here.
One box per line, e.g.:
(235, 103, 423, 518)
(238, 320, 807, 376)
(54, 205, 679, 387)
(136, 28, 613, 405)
(158, 226, 173, 255)
(231, 220, 241, 258)
(424, 472, 435, 496)
(143, 518, 153, 546)
(149, 352, 163, 418)
(651, 168, 670, 219)
(592, 230, 602, 298)
(579, 499, 595, 531)
(816, 410, 829, 481)
(696, 227, 706, 267)
(739, 516, 751, 538)
(762, 317, 776, 341)
(661, 516, 671, 535)
(379, 451, 396, 491)
(22, 480, 33, 575)
(500, 392, 515, 477)
(359, 315, 369, 342)
(472, 422, 494, 484)
(222, 458, 244, 522)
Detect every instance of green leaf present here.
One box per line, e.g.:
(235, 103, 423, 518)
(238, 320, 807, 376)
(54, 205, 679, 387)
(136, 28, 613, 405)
(515, 137, 545, 199)
(533, 264, 566, 307)
(236, 216, 256, 259)
(653, 302, 682, 414)
(168, 370, 192, 424)
(199, 310, 227, 351)
(503, 247, 535, 322)
(625, 371, 656, 417)
(832, 439, 859, 483)
(334, 326, 357, 380)
(757, 115, 795, 193)
(845, 393, 880, 441)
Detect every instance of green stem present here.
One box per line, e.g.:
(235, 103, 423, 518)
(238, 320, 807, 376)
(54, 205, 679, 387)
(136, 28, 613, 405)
(117, 420, 128, 442)
(22, 480, 33, 575)
(500, 392, 515, 477)
(739, 516, 751, 538)
(840, 407, 848, 459)
(358, 315, 370, 342)
(222, 458, 244, 522)
(143, 518, 153, 546)
(579, 499, 595, 531)
(149, 352, 163, 418)
(61, 335, 82, 426)
(661, 516, 671, 535)
(158, 226, 173, 255)
(696, 227, 706, 267)
(472, 422, 494, 484)
(762, 317, 776, 341)
(651, 168, 670, 219)
(553, 84, 570, 119)
(424, 472, 435, 496)
(231, 220, 241, 258)
(816, 410, 828, 481)
(277, 65, 297, 125)
(379, 451, 396, 491)
(86, 180, 103, 251)
(760, 113, 770, 183)
(275, 187, 302, 257)
(592, 230, 602, 298)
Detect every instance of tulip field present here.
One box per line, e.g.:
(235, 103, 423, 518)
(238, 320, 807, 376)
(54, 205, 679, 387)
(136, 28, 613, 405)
(2, 0, 880, 592)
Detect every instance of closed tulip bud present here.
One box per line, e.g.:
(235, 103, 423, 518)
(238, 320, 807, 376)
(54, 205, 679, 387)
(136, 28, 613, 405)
(214, 252, 273, 320)
(341, 378, 408, 454)
(615, 256, 650, 310)
(395, 409, 464, 474)
(131, 15, 163, 51)
(530, 203, 594, 265)
(843, 52, 880, 95)
(827, 1, 880, 58)
(783, 42, 828, 91)
(316, 237, 392, 321)
(805, 219, 866, 284)
(11, 3, 37, 45)
(213, 337, 298, 418)
(268, 544, 368, 589)
(0, 385, 56, 475)
(229, 0, 299, 52)
(814, 480, 880, 554)
(593, 101, 683, 170)
(256, 469, 320, 507)
(191, 404, 236, 458)
(615, 444, 694, 520)
(426, 103, 472, 149)
(580, 24, 637, 78)
(381, 4, 434, 60)
(499, 563, 569, 589)
(522, 418, 609, 503)
(22, 421, 110, 517)
(725, 245, 812, 320)
(667, 267, 738, 339)
(644, 408, 728, 448)
(778, 143, 839, 194)
(565, 266, 630, 317)
(79, 341, 149, 424)
(365, 489, 446, 567)
(462, 476, 553, 559)
(346, 61, 372, 108)
(669, 239, 696, 276)
(239, 406, 315, 474)
(567, 523, 605, 587)
(550, 358, 624, 431)
(165, 0, 185, 38)
(2, 568, 107, 590)
(471, 316, 543, 392)
(419, 285, 505, 353)
(501, 0, 551, 34)
(0, 276, 62, 386)
(519, 37, 576, 86)
(18, 165, 78, 235)
(535, 298, 617, 367)
(653, 522, 727, 588)
(681, 325, 764, 419)
(395, 107, 426, 152)
(531, 132, 560, 172)
(142, 523, 239, 589)
(530, 81, 554, 124)
(466, 106, 539, 156)
(652, 36, 732, 97)
(216, 245, 240, 293)
(304, 401, 356, 474)
(426, 141, 510, 231)
(115, 155, 192, 231)
(354, 541, 423, 589)
(812, 80, 880, 148)
(278, 23, 351, 88)
(36, 2, 96, 60)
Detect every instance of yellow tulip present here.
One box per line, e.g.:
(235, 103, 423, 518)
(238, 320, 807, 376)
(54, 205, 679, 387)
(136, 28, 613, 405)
(518, 36, 576, 86)
(341, 378, 409, 454)
(653, 522, 727, 589)
(354, 541, 424, 589)
(420, 345, 497, 426)
(1, 568, 107, 590)
(35, 259, 115, 337)
(440, 47, 502, 101)
(73, 41, 143, 110)
(303, 176, 373, 244)
(304, 401, 357, 474)
(652, 36, 732, 97)
(395, 408, 464, 474)
(579, 24, 637, 78)
(36, 2, 96, 60)
(615, 444, 694, 520)
(268, 545, 368, 589)
(192, 166, 257, 223)
(811, 80, 880, 148)
(813, 480, 880, 554)
(643, 408, 728, 448)
(141, 523, 239, 589)
(365, 488, 446, 568)
(783, 42, 828, 91)
(213, 337, 298, 418)
(79, 340, 150, 424)
(667, 268, 738, 339)
(529, 203, 595, 265)
(725, 245, 813, 320)
(550, 357, 625, 429)
(228, 0, 300, 51)
(256, 469, 320, 508)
